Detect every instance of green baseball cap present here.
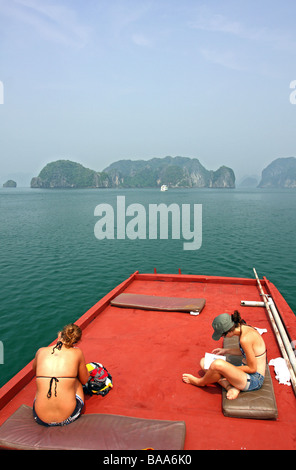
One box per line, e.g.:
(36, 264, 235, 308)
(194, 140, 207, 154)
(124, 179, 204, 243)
(212, 313, 234, 341)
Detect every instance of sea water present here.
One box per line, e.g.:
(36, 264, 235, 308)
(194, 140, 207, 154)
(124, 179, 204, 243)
(0, 187, 295, 387)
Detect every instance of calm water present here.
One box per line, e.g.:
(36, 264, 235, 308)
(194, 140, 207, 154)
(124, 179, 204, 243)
(1, 187, 296, 387)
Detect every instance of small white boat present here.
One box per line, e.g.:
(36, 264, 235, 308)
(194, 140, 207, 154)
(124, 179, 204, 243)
(160, 185, 168, 191)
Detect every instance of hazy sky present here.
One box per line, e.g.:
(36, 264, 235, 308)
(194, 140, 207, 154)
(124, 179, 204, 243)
(1, 0, 296, 185)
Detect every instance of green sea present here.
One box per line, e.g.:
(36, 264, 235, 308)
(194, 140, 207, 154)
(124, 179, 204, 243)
(1, 187, 296, 387)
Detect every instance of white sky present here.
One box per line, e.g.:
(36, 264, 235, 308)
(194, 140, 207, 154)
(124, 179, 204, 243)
(1, 0, 296, 185)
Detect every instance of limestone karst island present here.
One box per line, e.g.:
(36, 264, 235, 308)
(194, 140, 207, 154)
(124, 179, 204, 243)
(30, 156, 235, 189)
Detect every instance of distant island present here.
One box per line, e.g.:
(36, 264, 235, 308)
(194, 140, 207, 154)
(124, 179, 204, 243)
(3, 180, 17, 188)
(30, 157, 236, 189)
(238, 176, 258, 188)
(31, 160, 111, 189)
(258, 157, 296, 188)
(103, 156, 235, 188)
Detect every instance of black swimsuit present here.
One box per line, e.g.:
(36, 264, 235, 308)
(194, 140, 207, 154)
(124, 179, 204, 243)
(239, 342, 267, 359)
(238, 324, 267, 359)
(36, 340, 77, 398)
(36, 376, 77, 398)
(34, 341, 83, 426)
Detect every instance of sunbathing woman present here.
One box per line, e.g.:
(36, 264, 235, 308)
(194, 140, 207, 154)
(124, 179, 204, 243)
(182, 311, 266, 400)
(32, 323, 89, 426)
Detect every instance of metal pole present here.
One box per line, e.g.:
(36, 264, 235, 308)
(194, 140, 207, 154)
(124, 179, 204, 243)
(267, 296, 296, 374)
(241, 301, 265, 307)
(253, 268, 296, 396)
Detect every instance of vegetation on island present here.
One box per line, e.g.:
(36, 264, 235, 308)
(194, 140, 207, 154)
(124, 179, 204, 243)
(31, 160, 111, 189)
(103, 156, 235, 188)
(30, 157, 236, 189)
(30, 156, 296, 190)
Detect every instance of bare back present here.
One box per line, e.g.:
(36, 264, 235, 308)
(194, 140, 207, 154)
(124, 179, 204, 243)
(33, 344, 89, 424)
(240, 325, 267, 376)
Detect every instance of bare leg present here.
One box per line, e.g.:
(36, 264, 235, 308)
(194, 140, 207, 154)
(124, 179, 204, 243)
(182, 374, 200, 386)
(183, 365, 223, 387)
(183, 358, 246, 400)
(218, 378, 240, 400)
(211, 360, 246, 399)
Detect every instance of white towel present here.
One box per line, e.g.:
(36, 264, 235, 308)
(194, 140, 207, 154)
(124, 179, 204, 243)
(254, 327, 267, 335)
(269, 358, 291, 386)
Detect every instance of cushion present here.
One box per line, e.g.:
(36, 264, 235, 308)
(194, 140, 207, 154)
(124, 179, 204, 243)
(221, 337, 278, 420)
(0, 405, 186, 450)
(110, 293, 206, 313)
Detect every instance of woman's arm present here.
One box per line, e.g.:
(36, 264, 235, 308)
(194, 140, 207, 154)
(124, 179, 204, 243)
(77, 349, 90, 385)
(212, 347, 241, 356)
(236, 339, 257, 374)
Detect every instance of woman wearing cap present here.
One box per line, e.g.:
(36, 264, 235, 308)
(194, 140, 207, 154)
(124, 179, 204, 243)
(182, 310, 266, 400)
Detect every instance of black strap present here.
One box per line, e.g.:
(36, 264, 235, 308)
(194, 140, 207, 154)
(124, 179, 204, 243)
(47, 377, 59, 398)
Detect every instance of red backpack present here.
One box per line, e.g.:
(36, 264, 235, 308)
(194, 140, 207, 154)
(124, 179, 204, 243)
(83, 362, 113, 396)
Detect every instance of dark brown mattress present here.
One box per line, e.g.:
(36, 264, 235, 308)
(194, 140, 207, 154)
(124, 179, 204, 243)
(110, 293, 206, 313)
(0, 405, 186, 450)
(222, 337, 278, 420)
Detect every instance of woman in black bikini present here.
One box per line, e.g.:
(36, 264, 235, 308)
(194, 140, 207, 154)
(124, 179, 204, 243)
(32, 323, 89, 426)
(182, 310, 266, 400)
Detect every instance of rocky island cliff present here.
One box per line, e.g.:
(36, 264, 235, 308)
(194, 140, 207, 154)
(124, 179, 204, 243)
(31, 157, 235, 189)
(3, 180, 17, 188)
(103, 156, 235, 188)
(31, 160, 111, 189)
(258, 157, 296, 188)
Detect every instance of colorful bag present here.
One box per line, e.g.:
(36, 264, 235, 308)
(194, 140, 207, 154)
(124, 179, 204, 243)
(84, 362, 113, 396)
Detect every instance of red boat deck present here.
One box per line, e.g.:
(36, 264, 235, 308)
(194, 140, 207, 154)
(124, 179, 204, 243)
(1, 271, 296, 450)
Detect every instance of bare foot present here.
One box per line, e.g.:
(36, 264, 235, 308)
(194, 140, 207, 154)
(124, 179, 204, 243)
(182, 374, 202, 386)
(226, 387, 240, 400)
